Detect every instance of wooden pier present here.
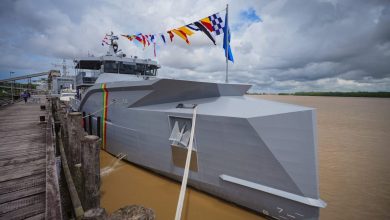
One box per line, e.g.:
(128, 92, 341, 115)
(0, 96, 154, 220)
(0, 97, 61, 219)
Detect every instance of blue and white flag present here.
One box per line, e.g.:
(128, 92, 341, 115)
(209, 12, 224, 35)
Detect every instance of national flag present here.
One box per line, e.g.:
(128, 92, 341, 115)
(194, 21, 216, 45)
(200, 17, 214, 32)
(172, 29, 190, 44)
(167, 30, 174, 42)
(209, 12, 224, 35)
(223, 12, 234, 62)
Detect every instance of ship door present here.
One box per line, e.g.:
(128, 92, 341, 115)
(168, 116, 198, 171)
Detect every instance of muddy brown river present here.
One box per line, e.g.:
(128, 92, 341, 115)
(100, 95, 390, 219)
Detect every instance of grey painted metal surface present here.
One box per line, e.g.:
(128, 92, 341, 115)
(79, 76, 326, 220)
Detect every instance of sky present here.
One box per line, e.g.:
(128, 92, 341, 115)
(0, 0, 389, 92)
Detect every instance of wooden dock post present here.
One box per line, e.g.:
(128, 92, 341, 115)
(81, 135, 101, 210)
(67, 112, 82, 168)
(67, 112, 84, 204)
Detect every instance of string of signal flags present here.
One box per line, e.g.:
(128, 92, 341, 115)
(102, 7, 234, 63)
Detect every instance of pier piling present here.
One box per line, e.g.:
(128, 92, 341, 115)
(67, 112, 84, 204)
(81, 135, 101, 210)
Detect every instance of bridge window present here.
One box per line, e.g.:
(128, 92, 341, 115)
(103, 61, 118, 73)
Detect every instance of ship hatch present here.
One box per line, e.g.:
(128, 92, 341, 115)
(169, 116, 198, 171)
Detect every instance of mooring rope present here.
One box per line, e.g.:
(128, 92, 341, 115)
(100, 153, 127, 177)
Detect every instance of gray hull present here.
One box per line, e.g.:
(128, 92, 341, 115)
(80, 78, 326, 220)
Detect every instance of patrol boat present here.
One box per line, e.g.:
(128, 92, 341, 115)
(72, 34, 326, 220)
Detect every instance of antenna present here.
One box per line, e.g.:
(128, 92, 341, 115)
(51, 59, 73, 76)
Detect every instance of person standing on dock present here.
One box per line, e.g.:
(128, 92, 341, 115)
(21, 91, 28, 103)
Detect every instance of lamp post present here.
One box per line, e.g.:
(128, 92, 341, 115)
(10, 72, 14, 103)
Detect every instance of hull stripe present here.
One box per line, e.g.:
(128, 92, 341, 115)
(101, 83, 109, 149)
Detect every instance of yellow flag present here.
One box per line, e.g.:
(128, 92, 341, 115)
(178, 26, 194, 36)
(172, 29, 190, 44)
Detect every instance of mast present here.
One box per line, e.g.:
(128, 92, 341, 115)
(225, 4, 229, 83)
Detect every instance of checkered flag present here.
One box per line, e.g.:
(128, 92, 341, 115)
(209, 12, 224, 35)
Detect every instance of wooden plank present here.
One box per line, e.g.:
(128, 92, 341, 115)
(0, 184, 45, 204)
(0, 130, 44, 138)
(0, 145, 44, 153)
(0, 140, 45, 152)
(0, 193, 45, 214)
(0, 159, 46, 182)
(0, 198, 45, 219)
(0, 133, 45, 145)
(0, 148, 45, 160)
(0, 158, 45, 172)
(0, 153, 45, 167)
(0, 118, 40, 124)
(0, 150, 45, 161)
(0, 174, 45, 195)
(25, 213, 45, 220)
(0, 123, 45, 132)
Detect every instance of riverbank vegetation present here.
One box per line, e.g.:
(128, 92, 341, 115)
(249, 92, 390, 98)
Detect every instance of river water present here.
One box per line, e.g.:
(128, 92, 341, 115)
(100, 95, 390, 219)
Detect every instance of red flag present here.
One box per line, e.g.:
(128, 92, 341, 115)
(167, 30, 174, 42)
(200, 17, 214, 32)
(134, 35, 143, 43)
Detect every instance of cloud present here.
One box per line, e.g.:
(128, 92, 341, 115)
(0, 0, 389, 92)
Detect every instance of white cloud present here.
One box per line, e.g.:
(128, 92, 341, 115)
(0, 0, 389, 92)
